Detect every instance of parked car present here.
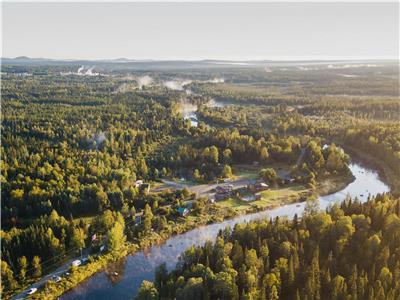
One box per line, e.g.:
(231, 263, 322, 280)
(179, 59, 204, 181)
(51, 275, 62, 283)
(81, 257, 88, 264)
(71, 259, 81, 267)
(27, 288, 37, 295)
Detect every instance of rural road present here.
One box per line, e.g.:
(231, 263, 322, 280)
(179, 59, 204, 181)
(153, 147, 306, 198)
(296, 148, 306, 166)
(10, 249, 90, 300)
(152, 177, 256, 199)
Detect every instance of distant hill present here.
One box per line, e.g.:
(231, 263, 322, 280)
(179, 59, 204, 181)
(1, 57, 396, 71)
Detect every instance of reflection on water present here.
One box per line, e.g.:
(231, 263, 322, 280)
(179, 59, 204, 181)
(61, 163, 389, 300)
(104, 258, 126, 286)
(179, 100, 198, 127)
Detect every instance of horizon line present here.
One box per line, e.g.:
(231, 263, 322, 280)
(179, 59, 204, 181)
(2, 56, 399, 62)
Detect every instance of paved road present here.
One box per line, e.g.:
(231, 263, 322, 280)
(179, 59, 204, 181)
(10, 249, 90, 300)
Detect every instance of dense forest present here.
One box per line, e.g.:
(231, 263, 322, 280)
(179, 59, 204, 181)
(140, 194, 400, 300)
(1, 62, 399, 298)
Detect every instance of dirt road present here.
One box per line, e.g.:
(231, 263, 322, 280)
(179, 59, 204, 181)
(153, 177, 256, 199)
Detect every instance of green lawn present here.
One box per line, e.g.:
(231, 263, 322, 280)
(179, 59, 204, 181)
(233, 168, 259, 180)
(216, 198, 250, 211)
(216, 184, 309, 212)
(233, 162, 293, 180)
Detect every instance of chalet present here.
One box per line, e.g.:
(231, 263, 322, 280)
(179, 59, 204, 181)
(247, 182, 269, 193)
(215, 184, 234, 194)
(213, 184, 234, 201)
(177, 207, 190, 217)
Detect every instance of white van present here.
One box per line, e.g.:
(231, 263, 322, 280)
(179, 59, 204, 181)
(71, 259, 81, 267)
(27, 288, 37, 295)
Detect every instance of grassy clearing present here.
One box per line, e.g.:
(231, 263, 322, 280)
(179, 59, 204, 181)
(215, 171, 355, 213)
(216, 184, 310, 212)
(316, 172, 355, 196)
(216, 198, 250, 211)
(233, 162, 292, 180)
(234, 169, 258, 180)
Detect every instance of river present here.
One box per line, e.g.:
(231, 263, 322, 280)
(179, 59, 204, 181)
(181, 99, 228, 127)
(61, 162, 389, 300)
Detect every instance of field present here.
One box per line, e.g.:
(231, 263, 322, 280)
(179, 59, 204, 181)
(216, 184, 309, 212)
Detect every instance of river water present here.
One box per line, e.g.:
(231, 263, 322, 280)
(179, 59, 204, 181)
(181, 99, 227, 127)
(61, 163, 389, 300)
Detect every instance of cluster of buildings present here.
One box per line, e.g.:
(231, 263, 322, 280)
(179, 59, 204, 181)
(132, 179, 270, 222)
(211, 181, 269, 202)
(214, 185, 234, 201)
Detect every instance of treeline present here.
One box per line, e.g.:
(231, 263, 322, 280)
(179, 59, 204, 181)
(0, 208, 128, 295)
(270, 110, 400, 194)
(344, 124, 400, 170)
(1, 210, 87, 292)
(260, 142, 350, 189)
(344, 123, 400, 193)
(153, 128, 305, 181)
(197, 104, 278, 129)
(138, 194, 400, 300)
(300, 98, 400, 121)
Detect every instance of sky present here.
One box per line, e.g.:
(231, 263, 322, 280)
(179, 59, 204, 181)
(1, 2, 399, 61)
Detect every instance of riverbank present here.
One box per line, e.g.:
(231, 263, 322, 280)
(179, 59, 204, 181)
(316, 171, 356, 196)
(30, 247, 132, 300)
(57, 163, 389, 300)
(28, 169, 354, 300)
(216, 172, 354, 213)
(343, 145, 399, 195)
(30, 207, 232, 300)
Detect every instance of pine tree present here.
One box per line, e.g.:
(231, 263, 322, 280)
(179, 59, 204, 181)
(143, 204, 153, 233)
(269, 285, 279, 300)
(288, 256, 295, 287)
(17, 256, 27, 283)
(32, 256, 42, 278)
